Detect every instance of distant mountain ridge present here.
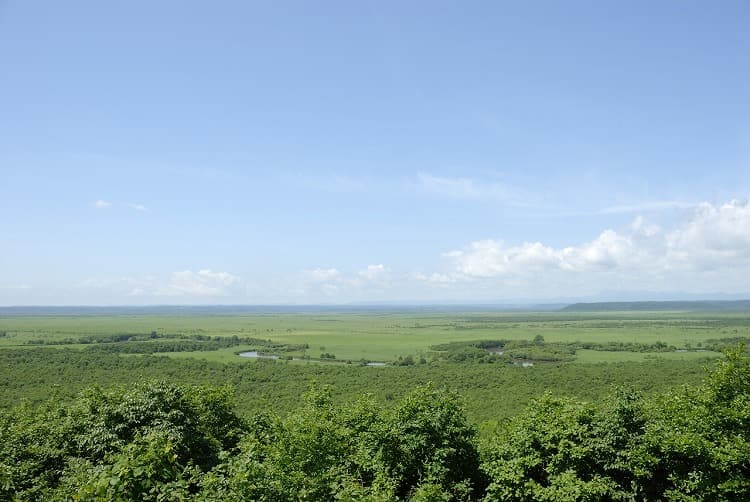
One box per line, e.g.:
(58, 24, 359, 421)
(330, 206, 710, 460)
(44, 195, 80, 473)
(0, 304, 560, 316)
(561, 300, 750, 312)
(1, 300, 749, 316)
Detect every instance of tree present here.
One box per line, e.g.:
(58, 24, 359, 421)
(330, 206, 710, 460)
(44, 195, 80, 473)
(481, 344, 750, 501)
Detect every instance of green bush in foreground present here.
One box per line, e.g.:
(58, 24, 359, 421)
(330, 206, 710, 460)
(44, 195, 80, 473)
(0, 382, 244, 501)
(1, 345, 749, 500)
(481, 344, 750, 501)
(199, 383, 483, 501)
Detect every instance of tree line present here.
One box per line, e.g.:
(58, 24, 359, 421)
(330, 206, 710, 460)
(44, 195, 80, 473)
(1, 345, 749, 500)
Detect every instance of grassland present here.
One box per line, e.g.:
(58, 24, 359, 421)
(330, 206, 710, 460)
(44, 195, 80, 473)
(1, 308, 747, 425)
(1, 309, 745, 362)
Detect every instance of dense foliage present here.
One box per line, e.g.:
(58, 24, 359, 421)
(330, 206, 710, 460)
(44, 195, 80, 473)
(1, 346, 749, 500)
(23, 331, 309, 355)
(482, 344, 750, 500)
(0, 347, 709, 424)
(430, 336, 750, 364)
(0, 382, 244, 500)
(0, 383, 483, 501)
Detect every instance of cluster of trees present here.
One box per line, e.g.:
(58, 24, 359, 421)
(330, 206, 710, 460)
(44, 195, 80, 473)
(0, 382, 244, 500)
(23, 332, 310, 356)
(433, 336, 750, 365)
(1, 345, 749, 500)
(0, 382, 482, 500)
(704, 336, 750, 352)
(0, 346, 711, 424)
(431, 339, 576, 364)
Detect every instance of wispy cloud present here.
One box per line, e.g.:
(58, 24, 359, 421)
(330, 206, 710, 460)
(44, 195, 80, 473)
(358, 264, 387, 281)
(413, 272, 454, 284)
(90, 200, 149, 212)
(305, 268, 341, 282)
(92, 199, 112, 209)
(156, 269, 239, 296)
(83, 269, 242, 298)
(599, 200, 695, 214)
(0, 284, 33, 290)
(298, 263, 392, 299)
(416, 172, 541, 207)
(283, 172, 369, 193)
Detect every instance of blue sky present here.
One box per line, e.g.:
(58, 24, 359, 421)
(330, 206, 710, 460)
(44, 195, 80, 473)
(1, 1, 749, 305)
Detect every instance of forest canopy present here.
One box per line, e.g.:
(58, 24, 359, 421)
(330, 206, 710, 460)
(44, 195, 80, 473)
(1, 345, 749, 501)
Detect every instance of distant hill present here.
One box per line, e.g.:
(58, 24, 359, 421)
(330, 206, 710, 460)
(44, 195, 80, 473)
(0, 303, 562, 316)
(561, 300, 750, 312)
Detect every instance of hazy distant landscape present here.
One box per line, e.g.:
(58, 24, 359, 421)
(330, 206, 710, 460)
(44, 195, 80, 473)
(3, 301, 746, 412)
(2, 303, 750, 499)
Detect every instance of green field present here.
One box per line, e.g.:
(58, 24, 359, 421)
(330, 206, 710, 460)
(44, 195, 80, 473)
(2, 308, 750, 500)
(1, 308, 747, 424)
(1, 310, 744, 363)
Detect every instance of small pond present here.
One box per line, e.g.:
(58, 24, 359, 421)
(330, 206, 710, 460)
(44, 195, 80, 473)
(238, 351, 387, 366)
(239, 351, 279, 360)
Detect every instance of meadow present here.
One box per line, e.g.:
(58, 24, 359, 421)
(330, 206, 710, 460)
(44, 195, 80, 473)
(1, 307, 746, 424)
(3, 307, 750, 499)
(2, 309, 745, 362)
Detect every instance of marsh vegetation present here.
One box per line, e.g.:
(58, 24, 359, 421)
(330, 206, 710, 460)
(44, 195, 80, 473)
(1, 307, 749, 499)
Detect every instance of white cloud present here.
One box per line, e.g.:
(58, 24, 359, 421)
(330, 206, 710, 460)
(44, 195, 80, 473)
(305, 268, 341, 282)
(443, 200, 750, 292)
(84, 269, 242, 298)
(447, 231, 642, 279)
(305, 264, 390, 287)
(448, 240, 559, 278)
(301, 268, 344, 298)
(161, 269, 240, 296)
(358, 264, 387, 281)
(294, 264, 393, 300)
(351, 264, 391, 290)
(320, 283, 340, 296)
(69, 200, 750, 303)
(91, 200, 148, 211)
(413, 272, 454, 284)
(92, 199, 111, 209)
(665, 200, 750, 269)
